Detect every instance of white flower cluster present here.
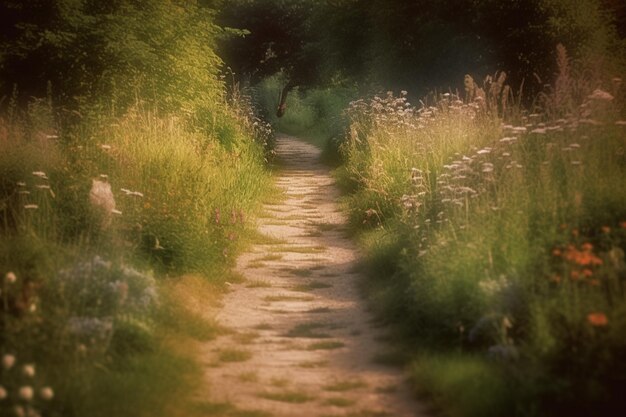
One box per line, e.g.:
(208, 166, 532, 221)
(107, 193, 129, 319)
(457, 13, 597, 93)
(1, 354, 54, 417)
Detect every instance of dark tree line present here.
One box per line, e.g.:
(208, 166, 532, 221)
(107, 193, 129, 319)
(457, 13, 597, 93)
(219, 0, 625, 101)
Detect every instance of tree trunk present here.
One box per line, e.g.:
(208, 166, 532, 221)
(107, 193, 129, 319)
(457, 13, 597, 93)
(276, 83, 293, 118)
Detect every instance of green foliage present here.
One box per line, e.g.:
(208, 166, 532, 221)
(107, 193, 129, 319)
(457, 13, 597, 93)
(340, 59, 626, 415)
(0, 0, 224, 122)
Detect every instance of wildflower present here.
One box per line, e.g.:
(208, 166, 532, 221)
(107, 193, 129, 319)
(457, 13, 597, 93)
(582, 269, 593, 278)
(22, 364, 35, 378)
(571, 270, 581, 280)
(17, 182, 26, 187)
(0, 385, 6, 400)
(587, 312, 608, 327)
(602, 226, 611, 234)
(5, 272, 17, 284)
(31, 171, 47, 178)
(24, 204, 39, 210)
(2, 354, 16, 369)
(14, 405, 25, 417)
(588, 279, 600, 286)
(39, 387, 54, 400)
(620, 221, 626, 229)
(19, 386, 33, 401)
(100, 144, 112, 151)
(90, 179, 116, 226)
(552, 248, 562, 257)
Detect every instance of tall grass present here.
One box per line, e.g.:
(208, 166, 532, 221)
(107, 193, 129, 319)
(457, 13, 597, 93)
(338, 49, 626, 416)
(0, 91, 272, 416)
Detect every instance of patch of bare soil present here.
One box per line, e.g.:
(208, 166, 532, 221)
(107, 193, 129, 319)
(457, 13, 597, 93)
(198, 135, 428, 417)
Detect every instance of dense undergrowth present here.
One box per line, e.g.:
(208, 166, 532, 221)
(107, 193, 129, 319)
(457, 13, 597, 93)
(0, 2, 274, 416)
(0, 94, 273, 417)
(336, 48, 626, 417)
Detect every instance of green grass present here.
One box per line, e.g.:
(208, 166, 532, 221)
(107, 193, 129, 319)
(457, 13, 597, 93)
(308, 307, 332, 314)
(324, 397, 356, 407)
(293, 281, 332, 291)
(323, 379, 367, 392)
(291, 268, 313, 277)
(218, 349, 253, 362)
(258, 390, 314, 403)
(409, 354, 515, 417)
(246, 280, 273, 288)
(307, 341, 345, 350)
(338, 75, 626, 416)
(284, 322, 331, 338)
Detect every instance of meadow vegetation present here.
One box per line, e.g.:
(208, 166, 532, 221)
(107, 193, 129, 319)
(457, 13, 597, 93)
(336, 47, 626, 416)
(0, 1, 273, 416)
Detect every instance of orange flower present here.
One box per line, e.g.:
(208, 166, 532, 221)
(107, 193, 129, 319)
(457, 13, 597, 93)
(588, 279, 600, 286)
(582, 268, 594, 278)
(587, 312, 608, 327)
(572, 229, 579, 237)
(571, 270, 581, 280)
(552, 248, 562, 257)
(601, 226, 611, 234)
(581, 242, 593, 251)
(620, 221, 626, 229)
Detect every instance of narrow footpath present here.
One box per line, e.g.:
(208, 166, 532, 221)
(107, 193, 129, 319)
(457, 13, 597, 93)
(200, 135, 428, 417)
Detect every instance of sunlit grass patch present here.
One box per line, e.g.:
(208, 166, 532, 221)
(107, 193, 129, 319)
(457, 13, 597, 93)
(284, 322, 331, 338)
(307, 341, 345, 350)
(258, 390, 314, 403)
(307, 307, 332, 314)
(324, 397, 356, 407)
(298, 360, 328, 368)
(218, 349, 253, 362)
(248, 231, 287, 245)
(292, 268, 313, 277)
(270, 377, 290, 387)
(323, 379, 367, 392)
(256, 254, 285, 262)
(238, 371, 259, 383)
(293, 281, 332, 291)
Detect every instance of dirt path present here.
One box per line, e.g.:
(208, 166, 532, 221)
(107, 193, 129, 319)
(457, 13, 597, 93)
(200, 135, 428, 417)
